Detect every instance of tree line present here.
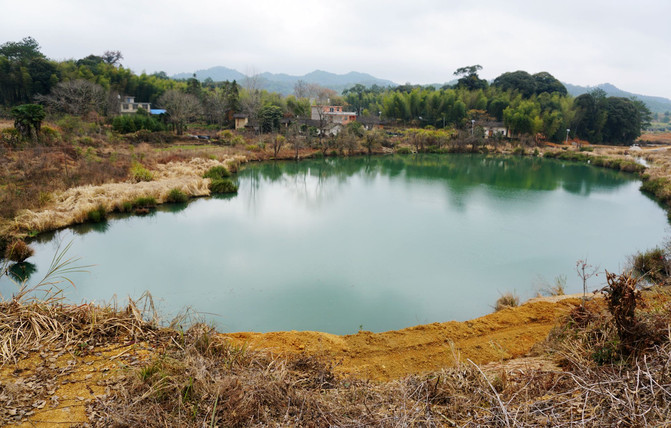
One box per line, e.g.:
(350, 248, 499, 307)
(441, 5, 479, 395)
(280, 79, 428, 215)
(0, 37, 651, 145)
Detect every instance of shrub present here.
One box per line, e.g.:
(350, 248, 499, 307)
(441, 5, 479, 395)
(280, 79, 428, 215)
(630, 248, 669, 284)
(166, 188, 188, 203)
(39, 126, 62, 145)
(134, 196, 157, 208)
(131, 163, 154, 182)
(494, 292, 519, 311)
(246, 144, 262, 152)
(640, 177, 671, 202)
(4, 240, 34, 263)
(112, 114, 166, 134)
(209, 178, 238, 194)
(0, 128, 22, 146)
(203, 166, 231, 180)
(512, 146, 526, 156)
(395, 146, 412, 155)
(86, 204, 107, 223)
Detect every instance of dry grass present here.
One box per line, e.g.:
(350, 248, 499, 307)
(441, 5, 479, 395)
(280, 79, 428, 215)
(494, 292, 520, 311)
(7, 156, 245, 236)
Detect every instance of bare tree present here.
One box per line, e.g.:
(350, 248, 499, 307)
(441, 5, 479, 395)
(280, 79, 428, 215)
(102, 50, 123, 66)
(576, 258, 599, 307)
(158, 90, 202, 135)
(35, 79, 107, 116)
(293, 80, 309, 99)
(241, 71, 262, 120)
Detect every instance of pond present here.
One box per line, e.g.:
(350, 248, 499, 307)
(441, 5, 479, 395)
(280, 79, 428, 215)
(1, 154, 668, 334)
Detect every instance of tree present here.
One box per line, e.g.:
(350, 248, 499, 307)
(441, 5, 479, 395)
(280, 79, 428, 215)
(572, 91, 607, 143)
(258, 104, 283, 133)
(362, 128, 383, 155)
(102, 50, 123, 66)
(602, 97, 645, 144)
(454, 65, 488, 91)
(270, 134, 286, 157)
(11, 104, 46, 141)
(35, 79, 107, 115)
(492, 71, 536, 97)
(0, 37, 44, 61)
(158, 90, 202, 135)
(532, 72, 567, 95)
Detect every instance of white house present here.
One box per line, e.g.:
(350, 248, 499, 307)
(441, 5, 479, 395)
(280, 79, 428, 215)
(119, 96, 151, 114)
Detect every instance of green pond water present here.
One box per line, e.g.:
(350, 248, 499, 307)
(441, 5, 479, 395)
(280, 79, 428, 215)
(1, 154, 668, 334)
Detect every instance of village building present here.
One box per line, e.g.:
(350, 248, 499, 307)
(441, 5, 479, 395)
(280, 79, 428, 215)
(119, 96, 151, 114)
(310, 105, 357, 125)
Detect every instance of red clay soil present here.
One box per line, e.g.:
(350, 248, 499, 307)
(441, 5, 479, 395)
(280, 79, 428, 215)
(225, 298, 580, 381)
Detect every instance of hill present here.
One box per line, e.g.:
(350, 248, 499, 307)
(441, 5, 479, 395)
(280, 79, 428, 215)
(172, 67, 397, 95)
(564, 82, 671, 114)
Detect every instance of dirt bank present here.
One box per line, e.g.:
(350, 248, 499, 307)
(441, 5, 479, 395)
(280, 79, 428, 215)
(226, 297, 581, 381)
(0, 297, 580, 426)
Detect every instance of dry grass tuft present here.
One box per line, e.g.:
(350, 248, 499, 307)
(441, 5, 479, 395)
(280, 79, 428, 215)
(494, 292, 520, 311)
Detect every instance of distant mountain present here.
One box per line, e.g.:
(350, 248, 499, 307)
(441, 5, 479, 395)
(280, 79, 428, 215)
(171, 67, 397, 95)
(563, 82, 671, 114)
(172, 66, 246, 82)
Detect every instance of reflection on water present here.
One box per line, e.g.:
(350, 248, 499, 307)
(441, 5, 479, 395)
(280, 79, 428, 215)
(1, 154, 667, 334)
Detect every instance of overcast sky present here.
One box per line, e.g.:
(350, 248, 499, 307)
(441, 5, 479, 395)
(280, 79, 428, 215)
(3, 0, 670, 98)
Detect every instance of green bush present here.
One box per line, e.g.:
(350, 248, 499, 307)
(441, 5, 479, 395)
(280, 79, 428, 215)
(134, 196, 157, 208)
(512, 146, 526, 156)
(131, 163, 154, 182)
(209, 178, 238, 194)
(203, 166, 231, 180)
(166, 188, 188, 203)
(86, 204, 107, 223)
(395, 146, 412, 155)
(112, 114, 166, 134)
(640, 177, 671, 203)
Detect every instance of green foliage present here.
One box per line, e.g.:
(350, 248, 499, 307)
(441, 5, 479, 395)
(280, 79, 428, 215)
(258, 104, 283, 133)
(86, 204, 107, 223)
(209, 178, 238, 194)
(130, 163, 154, 182)
(166, 188, 188, 204)
(10, 104, 46, 140)
(396, 146, 412, 154)
(203, 166, 231, 180)
(133, 196, 157, 208)
(112, 114, 166, 134)
(640, 177, 671, 204)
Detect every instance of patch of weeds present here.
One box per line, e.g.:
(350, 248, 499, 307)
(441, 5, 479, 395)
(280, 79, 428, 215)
(4, 240, 34, 263)
(395, 146, 412, 155)
(86, 204, 107, 223)
(630, 247, 669, 284)
(209, 178, 238, 194)
(166, 188, 188, 204)
(130, 162, 154, 182)
(134, 196, 157, 208)
(203, 166, 231, 180)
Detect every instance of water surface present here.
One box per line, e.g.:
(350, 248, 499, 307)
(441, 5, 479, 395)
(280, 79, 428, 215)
(1, 154, 667, 334)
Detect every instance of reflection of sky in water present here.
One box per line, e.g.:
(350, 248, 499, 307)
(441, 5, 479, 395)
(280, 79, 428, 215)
(1, 154, 668, 334)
